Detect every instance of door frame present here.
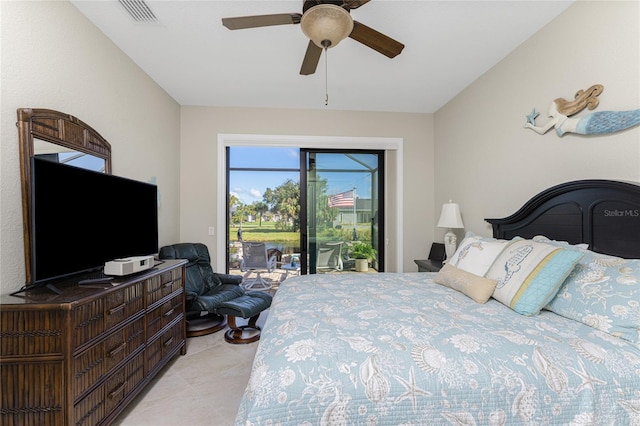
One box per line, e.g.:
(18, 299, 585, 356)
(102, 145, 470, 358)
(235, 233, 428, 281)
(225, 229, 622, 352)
(216, 134, 403, 273)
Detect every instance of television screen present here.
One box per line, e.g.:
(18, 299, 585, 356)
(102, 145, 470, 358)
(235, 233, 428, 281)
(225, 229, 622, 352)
(30, 157, 158, 284)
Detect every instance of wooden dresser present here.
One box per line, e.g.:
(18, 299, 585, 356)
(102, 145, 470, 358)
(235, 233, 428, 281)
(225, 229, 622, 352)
(0, 259, 187, 426)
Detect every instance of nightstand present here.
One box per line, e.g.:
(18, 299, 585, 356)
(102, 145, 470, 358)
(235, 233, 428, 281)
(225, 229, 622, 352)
(414, 259, 443, 272)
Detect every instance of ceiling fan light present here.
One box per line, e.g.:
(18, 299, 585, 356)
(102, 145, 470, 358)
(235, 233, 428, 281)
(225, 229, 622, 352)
(300, 4, 353, 49)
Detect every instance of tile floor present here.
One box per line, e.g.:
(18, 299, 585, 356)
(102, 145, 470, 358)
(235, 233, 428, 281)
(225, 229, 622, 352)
(112, 309, 268, 426)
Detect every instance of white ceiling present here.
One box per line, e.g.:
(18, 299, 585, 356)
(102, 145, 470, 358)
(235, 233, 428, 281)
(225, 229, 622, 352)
(71, 0, 574, 113)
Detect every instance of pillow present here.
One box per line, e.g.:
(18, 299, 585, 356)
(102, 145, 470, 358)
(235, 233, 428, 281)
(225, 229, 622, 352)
(545, 250, 639, 346)
(448, 232, 515, 276)
(486, 239, 584, 316)
(433, 263, 497, 303)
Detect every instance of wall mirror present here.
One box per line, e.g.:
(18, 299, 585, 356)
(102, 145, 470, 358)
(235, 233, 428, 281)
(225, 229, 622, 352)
(17, 108, 112, 285)
(33, 138, 108, 172)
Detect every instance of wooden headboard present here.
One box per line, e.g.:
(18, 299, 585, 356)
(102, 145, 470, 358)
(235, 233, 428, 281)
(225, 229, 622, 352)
(486, 180, 640, 259)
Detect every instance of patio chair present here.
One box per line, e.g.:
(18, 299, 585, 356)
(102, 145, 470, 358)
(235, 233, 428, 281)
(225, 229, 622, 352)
(240, 241, 277, 290)
(316, 242, 343, 272)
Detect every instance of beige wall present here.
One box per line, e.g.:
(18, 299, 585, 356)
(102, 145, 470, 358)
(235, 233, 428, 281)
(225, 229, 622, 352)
(179, 107, 434, 273)
(0, 1, 181, 294)
(435, 0, 640, 242)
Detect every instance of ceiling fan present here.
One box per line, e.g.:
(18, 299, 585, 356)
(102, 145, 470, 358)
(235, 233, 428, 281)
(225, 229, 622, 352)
(222, 0, 405, 76)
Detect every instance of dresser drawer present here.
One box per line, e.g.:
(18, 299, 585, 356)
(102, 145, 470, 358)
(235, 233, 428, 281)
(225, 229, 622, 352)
(145, 269, 183, 307)
(72, 298, 104, 349)
(146, 293, 183, 339)
(0, 310, 64, 356)
(104, 316, 145, 371)
(72, 316, 145, 400)
(104, 351, 145, 415)
(73, 351, 145, 426)
(0, 360, 64, 426)
(145, 319, 183, 371)
(72, 283, 144, 349)
(104, 283, 144, 330)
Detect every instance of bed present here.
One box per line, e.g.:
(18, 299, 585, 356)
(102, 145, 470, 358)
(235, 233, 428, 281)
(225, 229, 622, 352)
(235, 180, 640, 425)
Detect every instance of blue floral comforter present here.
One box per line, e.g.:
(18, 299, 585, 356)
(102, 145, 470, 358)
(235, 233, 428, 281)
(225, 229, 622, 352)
(235, 273, 640, 425)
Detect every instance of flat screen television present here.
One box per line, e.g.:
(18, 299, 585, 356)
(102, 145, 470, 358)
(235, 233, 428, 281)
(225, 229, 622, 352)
(29, 157, 158, 287)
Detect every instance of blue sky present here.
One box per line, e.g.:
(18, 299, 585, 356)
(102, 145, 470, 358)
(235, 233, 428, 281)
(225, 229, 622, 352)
(228, 147, 375, 205)
(230, 170, 299, 204)
(229, 147, 299, 205)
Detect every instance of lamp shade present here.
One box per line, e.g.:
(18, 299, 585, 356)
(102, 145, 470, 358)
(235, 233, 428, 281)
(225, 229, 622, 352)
(300, 4, 353, 49)
(437, 201, 464, 229)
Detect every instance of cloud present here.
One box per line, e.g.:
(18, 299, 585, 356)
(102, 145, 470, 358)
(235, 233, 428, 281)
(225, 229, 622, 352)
(231, 187, 263, 204)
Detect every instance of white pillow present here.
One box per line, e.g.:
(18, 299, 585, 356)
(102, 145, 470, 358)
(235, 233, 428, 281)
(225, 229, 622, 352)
(448, 232, 514, 276)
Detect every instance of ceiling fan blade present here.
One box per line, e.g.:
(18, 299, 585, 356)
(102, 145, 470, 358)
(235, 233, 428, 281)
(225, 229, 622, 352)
(342, 0, 371, 10)
(300, 40, 323, 75)
(222, 13, 302, 30)
(349, 21, 404, 58)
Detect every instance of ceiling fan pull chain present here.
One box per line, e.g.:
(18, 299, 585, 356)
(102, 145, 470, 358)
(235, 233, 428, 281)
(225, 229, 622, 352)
(324, 47, 329, 106)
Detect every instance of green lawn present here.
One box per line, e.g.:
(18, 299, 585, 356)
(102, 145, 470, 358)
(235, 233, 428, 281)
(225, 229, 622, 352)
(230, 222, 297, 245)
(230, 221, 371, 247)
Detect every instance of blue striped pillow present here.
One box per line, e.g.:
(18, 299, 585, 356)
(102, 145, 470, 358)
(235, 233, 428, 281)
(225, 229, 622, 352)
(486, 239, 584, 316)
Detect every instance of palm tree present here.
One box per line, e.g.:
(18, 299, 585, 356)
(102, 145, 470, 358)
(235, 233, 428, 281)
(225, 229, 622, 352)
(252, 201, 268, 226)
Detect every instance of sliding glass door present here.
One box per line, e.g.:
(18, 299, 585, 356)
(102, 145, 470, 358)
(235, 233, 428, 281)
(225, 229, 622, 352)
(226, 147, 384, 276)
(301, 150, 384, 274)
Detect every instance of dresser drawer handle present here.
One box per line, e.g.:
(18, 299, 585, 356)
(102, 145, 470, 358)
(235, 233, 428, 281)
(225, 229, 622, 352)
(164, 281, 174, 288)
(163, 336, 174, 347)
(164, 308, 175, 317)
(108, 303, 126, 315)
(108, 342, 127, 357)
(108, 381, 127, 399)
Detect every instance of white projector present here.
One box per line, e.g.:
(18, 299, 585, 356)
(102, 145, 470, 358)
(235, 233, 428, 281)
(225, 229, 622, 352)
(104, 255, 155, 276)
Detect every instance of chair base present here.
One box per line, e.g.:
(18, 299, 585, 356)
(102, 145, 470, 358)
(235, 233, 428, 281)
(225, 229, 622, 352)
(224, 314, 262, 344)
(242, 272, 273, 291)
(186, 313, 226, 338)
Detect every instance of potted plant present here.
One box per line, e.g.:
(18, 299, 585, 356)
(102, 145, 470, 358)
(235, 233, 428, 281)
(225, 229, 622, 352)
(351, 242, 377, 272)
(228, 243, 241, 269)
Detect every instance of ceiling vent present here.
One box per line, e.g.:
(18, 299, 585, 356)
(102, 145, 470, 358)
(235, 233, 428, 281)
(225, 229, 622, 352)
(119, 0, 159, 24)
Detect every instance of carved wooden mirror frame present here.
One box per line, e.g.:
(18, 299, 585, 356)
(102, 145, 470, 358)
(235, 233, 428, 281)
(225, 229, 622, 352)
(17, 108, 112, 284)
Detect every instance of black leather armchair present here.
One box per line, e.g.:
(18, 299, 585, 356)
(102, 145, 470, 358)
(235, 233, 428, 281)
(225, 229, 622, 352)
(159, 242, 245, 337)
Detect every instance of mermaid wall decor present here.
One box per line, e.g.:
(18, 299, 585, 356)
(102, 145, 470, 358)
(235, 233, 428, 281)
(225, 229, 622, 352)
(524, 84, 640, 137)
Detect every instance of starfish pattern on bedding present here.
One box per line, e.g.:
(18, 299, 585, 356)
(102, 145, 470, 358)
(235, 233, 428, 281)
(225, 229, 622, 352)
(394, 367, 433, 413)
(567, 359, 607, 393)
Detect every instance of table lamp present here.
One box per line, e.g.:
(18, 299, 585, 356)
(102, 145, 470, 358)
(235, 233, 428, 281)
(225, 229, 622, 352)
(437, 200, 464, 260)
